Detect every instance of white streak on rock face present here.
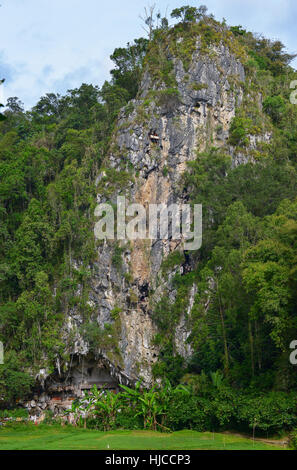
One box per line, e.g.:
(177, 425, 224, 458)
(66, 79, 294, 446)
(175, 284, 197, 359)
(35, 368, 50, 387)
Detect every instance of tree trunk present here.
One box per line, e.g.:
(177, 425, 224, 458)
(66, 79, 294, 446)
(218, 290, 229, 374)
(249, 320, 255, 376)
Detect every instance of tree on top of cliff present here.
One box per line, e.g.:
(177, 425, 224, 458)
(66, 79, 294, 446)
(170, 5, 208, 23)
(110, 38, 149, 100)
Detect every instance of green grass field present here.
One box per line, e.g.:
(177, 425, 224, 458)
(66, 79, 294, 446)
(0, 425, 287, 450)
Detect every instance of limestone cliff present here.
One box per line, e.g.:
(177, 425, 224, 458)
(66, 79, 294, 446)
(73, 36, 270, 387)
(46, 26, 274, 399)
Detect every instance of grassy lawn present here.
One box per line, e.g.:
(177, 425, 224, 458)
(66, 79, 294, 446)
(0, 425, 287, 450)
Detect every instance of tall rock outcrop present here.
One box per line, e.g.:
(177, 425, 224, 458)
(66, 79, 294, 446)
(66, 28, 271, 388)
(87, 40, 247, 384)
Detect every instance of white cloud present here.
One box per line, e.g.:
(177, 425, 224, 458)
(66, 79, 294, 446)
(0, 0, 296, 108)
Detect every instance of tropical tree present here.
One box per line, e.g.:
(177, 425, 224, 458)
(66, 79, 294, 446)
(120, 380, 190, 431)
(120, 381, 161, 430)
(170, 5, 207, 23)
(84, 385, 121, 431)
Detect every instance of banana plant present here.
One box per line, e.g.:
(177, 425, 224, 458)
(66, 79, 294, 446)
(120, 380, 170, 431)
(210, 370, 225, 389)
(64, 398, 86, 427)
(69, 380, 191, 431)
(154, 380, 190, 430)
(85, 385, 121, 431)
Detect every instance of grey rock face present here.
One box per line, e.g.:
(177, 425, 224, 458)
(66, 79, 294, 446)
(77, 41, 247, 386)
(64, 40, 269, 387)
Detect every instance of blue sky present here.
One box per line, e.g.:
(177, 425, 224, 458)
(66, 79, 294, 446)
(0, 0, 296, 109)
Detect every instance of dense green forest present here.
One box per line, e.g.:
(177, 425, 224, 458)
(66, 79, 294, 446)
(1, 4, 297, 435)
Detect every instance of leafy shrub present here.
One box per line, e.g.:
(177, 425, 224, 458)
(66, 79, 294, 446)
(152, 348, 185, 385)
(0, 408, 28, 419)
(237, 392, 297, 434)
(165, 394, 212, 431)
(228, 116, 254, 147)
(156, 88, 181, 111)
(263, 95, 286, 124)
(112, 244, 124, 270)
(115, 409, 143, 430)
(209, 387, 239, 429)
(230, 25, 247, 37)
(0, 352, 34, 406)
(161, 250, 185, 274)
